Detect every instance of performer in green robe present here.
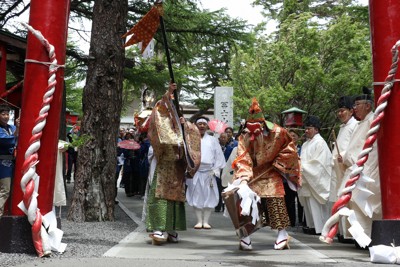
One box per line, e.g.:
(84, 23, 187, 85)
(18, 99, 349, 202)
(145, 159, 187, 243)
(144, 82, 200, 245)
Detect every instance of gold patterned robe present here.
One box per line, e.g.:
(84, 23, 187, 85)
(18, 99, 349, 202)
(233, 122, 301, 198)
(147, 91, 201, 202)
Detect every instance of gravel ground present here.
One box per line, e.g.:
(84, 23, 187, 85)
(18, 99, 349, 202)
(0, 183, 137, 267)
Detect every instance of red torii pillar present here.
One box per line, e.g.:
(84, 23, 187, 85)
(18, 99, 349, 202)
(0, 0, 70, 254)
(369, 0, 400, 245)
(0, 45, 6, 93)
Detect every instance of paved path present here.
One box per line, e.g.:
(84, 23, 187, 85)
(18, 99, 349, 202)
(102, 190, 375, 267)
(14, 189, 379, 267)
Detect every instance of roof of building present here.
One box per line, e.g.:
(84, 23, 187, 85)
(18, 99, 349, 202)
(281, 107, 307, 114)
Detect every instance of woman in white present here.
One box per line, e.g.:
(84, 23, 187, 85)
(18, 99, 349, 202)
(186, 117, 226, 229)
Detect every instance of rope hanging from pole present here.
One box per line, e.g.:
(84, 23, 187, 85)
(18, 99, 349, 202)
(18, 22, 65, 257)
(320, 39, 400, 247)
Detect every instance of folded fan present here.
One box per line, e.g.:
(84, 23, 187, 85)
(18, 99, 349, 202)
(208, 119, 228, 134)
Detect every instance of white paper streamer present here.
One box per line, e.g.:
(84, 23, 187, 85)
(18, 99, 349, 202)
(370, 244, 400, 264)
(223, 179, 261, 225)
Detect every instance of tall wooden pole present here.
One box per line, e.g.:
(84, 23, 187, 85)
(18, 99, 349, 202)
(369, 0, 400, 245)
(159, 15, 182, 117)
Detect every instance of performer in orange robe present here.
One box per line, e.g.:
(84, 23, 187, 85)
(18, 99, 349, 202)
(231, 98, 301, 251)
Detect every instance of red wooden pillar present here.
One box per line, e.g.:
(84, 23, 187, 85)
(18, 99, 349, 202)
(369, 0, 400, 245)
(0, 45, 6, 93)
(11, 0, 71, 215)
(0, 0, 70, 254)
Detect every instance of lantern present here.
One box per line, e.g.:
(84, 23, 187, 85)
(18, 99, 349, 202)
(281, 107, 307, 127)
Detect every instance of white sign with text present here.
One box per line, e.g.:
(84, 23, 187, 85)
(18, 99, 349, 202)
(214, 87, 233, 128)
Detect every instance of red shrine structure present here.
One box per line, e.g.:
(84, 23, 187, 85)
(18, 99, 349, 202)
(281, 107, 307, 128)
(0, 0, 399, 257)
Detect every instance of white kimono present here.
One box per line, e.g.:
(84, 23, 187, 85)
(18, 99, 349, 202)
(298, 133, 332, 234)
(186, 133, 226, 209)
(54, 141, 68, 207)
(341, 112, 381, 238)
(330, 116, 358, 201)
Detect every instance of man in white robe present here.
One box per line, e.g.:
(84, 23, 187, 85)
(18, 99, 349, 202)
(330, 96, 357, 241)
(341, 91, 381, 241)
(298, 116, 332, 235)
(186, 117, 226, 229)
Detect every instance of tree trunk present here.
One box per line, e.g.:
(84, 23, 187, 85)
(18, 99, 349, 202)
(67, 0, 128, 222)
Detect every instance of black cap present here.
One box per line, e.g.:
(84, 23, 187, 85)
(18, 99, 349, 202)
(354, 86, 373, 102)
(304, 115, 321, 130)
(338, 96, 354, 109)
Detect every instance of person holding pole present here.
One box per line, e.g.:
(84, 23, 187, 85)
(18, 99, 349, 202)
(145, 82, 200, 245)
(341, 88, 381, 245)
(330, 96, 357, 242)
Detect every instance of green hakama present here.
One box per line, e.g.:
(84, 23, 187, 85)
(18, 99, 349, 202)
(145, 171, 186, 232)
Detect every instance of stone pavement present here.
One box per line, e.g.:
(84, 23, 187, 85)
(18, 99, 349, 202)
(13, 188, 385, 267)
(102, 190, 378, 267)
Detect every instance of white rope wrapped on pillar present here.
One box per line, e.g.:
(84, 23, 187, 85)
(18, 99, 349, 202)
(18, 22, 65, 257)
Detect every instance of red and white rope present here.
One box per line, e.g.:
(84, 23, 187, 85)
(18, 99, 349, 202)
(320, 39, 400, 245)
(19, 22, 61, 257)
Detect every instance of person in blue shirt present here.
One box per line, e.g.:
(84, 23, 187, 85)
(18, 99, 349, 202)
(224, 127, 238, 155)
(0, 104, 19, 217)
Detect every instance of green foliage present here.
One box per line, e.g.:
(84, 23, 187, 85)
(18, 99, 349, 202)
(253, 0, 366, 22)
(62, 1, 256, 115)
(64, 42, 86, 115)
(122, 1, 254, 110)
(65, 133, 92, 149)
(3, 0, 373, 136)
(5, 71, 18, 84)
(230, 10, 372, 137)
